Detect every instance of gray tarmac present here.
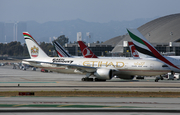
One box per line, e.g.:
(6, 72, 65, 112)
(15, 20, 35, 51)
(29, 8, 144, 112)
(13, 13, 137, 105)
(0, 66, 180, 92)
(0, 65, 180, 114)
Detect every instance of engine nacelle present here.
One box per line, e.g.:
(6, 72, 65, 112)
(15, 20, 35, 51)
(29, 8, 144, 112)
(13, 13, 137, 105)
(94, 69, 113, 80)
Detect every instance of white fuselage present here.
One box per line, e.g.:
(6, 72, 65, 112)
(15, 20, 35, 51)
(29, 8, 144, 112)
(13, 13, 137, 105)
(22, 57, 171, 76)
(139, 56, 180, 73)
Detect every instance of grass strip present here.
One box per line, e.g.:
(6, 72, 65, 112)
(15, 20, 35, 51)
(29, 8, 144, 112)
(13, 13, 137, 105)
(0, 91, 180, 97)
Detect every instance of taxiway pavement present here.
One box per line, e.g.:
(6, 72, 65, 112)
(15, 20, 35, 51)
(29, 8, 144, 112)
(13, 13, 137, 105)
(0, 66, 180, 92)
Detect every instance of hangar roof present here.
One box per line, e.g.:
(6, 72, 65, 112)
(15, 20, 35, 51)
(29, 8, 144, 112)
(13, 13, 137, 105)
(111, 13, 180, 53)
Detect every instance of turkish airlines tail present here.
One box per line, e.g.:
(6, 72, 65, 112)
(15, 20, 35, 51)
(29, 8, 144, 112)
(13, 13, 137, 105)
(128, 41, 140, 58)
(78, 41, 98, 58)
(53, 41, 71, 57)
(23, 32, 49, 59)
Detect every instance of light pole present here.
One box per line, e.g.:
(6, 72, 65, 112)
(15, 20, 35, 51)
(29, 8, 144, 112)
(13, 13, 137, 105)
(170, 32, 173, 53)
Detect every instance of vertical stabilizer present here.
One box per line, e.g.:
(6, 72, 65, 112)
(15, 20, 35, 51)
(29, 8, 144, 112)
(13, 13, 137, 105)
(128, 41, 140, 58)
(53, 41, 71, 57)
(127, 28, 179, 70)
(23, 32, 49, 59)
(78, 41, 98, 58)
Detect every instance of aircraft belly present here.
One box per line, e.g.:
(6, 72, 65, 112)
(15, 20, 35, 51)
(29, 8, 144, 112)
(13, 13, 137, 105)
(56, 69, 75, 74)
(116, 69, 169, 76)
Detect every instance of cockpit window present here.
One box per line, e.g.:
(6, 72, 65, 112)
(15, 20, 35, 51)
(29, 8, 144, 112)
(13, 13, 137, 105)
(162, 65, 168, 67)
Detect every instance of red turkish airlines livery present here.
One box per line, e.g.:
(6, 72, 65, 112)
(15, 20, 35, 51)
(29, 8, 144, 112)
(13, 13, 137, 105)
(78, 41, 98, 58)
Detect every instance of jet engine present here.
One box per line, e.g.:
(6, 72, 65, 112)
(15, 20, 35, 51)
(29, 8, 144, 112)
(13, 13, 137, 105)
(94, 69, 113, 80)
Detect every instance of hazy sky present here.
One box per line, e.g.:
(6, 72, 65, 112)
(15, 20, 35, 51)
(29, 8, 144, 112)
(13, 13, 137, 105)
(1, 0, 180, 23)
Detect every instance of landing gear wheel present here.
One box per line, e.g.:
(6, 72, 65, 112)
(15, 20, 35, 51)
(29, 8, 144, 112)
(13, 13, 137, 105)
(89, 78, 93, 81)
(81, 77, 94, 81)
(95, 78, 106, 82)
(95, 78, 98, 81)
(160, 75, 164, 80)
(155, 79, 159, 82)
(81, 78, 85, 81)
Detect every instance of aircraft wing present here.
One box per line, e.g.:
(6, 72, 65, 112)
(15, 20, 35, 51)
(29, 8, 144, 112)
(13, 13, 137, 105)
(22, 59, 97, 73)
(58, 63, 96, 73)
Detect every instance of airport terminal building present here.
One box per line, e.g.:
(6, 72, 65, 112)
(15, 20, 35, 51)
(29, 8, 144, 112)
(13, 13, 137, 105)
(64, 43, 114, 57)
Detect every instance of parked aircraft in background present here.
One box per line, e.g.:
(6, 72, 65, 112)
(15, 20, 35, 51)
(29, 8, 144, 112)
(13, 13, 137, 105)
(78, 41, 98, 58)
(53, 41, 98, 58)
(127, 28, 180, 81)
(128, 42, 140, 59)
(53, 41, 71, 57)
(128, 41, 178, 81)
(22, 32, 171, 81)
(54, 40, 135, 60)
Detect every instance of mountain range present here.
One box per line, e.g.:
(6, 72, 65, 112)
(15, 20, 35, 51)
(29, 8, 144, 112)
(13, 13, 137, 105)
(25, 18, 155, 43)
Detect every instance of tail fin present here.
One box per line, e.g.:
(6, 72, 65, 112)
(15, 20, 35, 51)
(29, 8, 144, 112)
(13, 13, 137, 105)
(127, 28, 179, 69)
(78, 41, 98, 58)
(53, 41, 71, 57)
(23, 32, 49, 59)
(128, 41, 140, 58)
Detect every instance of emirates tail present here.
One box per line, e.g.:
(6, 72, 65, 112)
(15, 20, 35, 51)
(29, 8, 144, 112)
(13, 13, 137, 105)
(127, 28, 180, 70)
(78, 41, 98, 58)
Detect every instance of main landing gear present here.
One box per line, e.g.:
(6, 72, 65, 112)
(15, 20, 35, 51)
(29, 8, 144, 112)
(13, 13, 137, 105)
(81, 77, 93, 81)
(155, 71, 175, 82)
(81, 73, 106, 82)
(155, 75, 164, 82)
(81, 77, 106, 82)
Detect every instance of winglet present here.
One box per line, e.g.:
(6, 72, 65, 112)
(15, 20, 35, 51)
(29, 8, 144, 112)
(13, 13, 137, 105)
(78, 41, 98, 58)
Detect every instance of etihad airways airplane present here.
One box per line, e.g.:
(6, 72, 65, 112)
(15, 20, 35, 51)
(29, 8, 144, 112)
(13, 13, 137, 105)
(54, 40, 146, 80)
(22, 32, 171, 81)
(127, 28, 180, 80)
